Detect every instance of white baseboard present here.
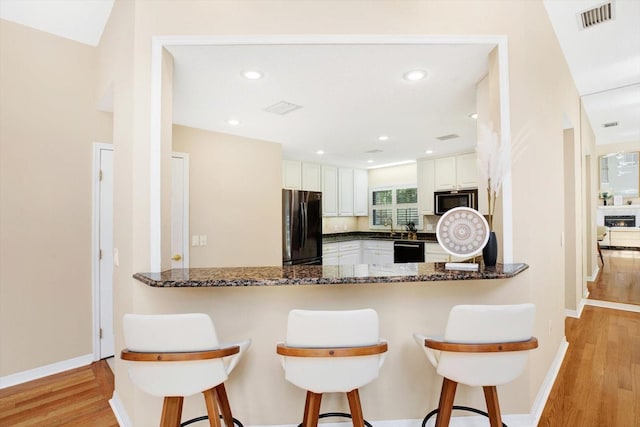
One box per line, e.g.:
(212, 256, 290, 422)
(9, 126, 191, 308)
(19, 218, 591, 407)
(565, 296, 587, 319)
(0, 353, 93, 389)
(586, 265, 599, 282)
(585, 299, 640, 313)
(249, 414, 532, 427)
(528, 337, 569, 425)
(109, 391, 132, 427)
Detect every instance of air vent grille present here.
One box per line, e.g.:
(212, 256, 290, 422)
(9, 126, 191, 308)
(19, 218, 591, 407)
(436, 134, 460, 141)
(603, 121, 618, 128)
(264, 101, 302, 115)
(578, 2, 614, 30)
(365, 149, 383, 154)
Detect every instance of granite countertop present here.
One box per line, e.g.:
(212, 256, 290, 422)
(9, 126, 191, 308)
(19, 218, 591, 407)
(322, 231, 437, 243)
(133, 263, 529, 288)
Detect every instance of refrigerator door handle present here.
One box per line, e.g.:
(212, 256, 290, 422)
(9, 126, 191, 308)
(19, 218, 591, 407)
(301, 202, 307, 249)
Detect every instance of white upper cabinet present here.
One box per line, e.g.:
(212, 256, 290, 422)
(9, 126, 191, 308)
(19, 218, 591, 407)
(322, 165, 338, 216)
(282, 160, 302, 189)
(417, 159, 435, 215)
(338, 168, 355, 216)
(302, 162, 322, 192)
(434, 153, 478, 191)
(353, 169, 369, 216)
(283, 161, 323, 192)
(434, 156, 457, 190)
(455, 153, 478, 189)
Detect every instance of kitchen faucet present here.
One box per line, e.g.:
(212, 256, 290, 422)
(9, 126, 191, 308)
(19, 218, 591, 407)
(384, 218, 396, 237)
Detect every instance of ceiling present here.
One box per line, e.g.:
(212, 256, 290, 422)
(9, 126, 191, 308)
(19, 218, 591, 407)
(168, 43, 492, 168)
(544, 0, 640, 145)
(2, 0, 639, 157)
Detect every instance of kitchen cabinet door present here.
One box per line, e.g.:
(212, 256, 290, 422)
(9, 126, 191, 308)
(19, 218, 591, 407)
(322, 166, 338, 216)
(302, 162, 322, 192)
(354, 169, 369, 216)
(456, 153, 478, 189)
(434, 156, 457, 190)
(417, 159, 435, 215)
(338, 168, 354, 216)
(282, 160, 302, 189)
(339, 250, 361, 265)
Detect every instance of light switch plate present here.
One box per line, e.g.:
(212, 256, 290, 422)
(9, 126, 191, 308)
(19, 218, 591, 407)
(200, 235, 207, 246)
(192, 235, 199, 246)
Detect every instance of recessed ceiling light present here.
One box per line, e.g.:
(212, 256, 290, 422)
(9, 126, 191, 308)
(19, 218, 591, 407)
(468, 113, 478, 119)
(378, 135, 389, 141)
(425, 150, 433, 154)
(367, 160, 374, 164)
(316, 150, 324, 155)
(243, 70, 263, 80)
(227, 119, 240, 126)
(403, 70, 428, 81)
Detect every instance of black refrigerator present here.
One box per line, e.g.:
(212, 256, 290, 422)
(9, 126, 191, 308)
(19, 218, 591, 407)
(282, 189, 323, 265)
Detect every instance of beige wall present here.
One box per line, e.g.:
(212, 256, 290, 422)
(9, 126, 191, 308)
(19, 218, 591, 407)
(0, 20, 112, 376)
(368, 163, 417, 188)
(94, 0, 584, 425)
(172, 125, 282, 268)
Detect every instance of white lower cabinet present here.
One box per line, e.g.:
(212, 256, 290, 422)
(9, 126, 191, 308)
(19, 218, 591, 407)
(362, 240, 394, 264)
(425, 242, 469, 263)
(323, 241, 362, 265)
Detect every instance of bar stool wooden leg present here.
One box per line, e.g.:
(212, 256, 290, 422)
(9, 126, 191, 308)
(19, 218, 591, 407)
(435, 378, 458, 427)
(346, 389, 365, 427)
(203, 388, 222, 427)
(303, 391, 322, 427)
(160, 396, 184, 427)
(483, 386, 502, 427)
(214, 384, 234, 426)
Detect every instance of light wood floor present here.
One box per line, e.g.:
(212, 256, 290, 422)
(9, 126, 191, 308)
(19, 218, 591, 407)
(539, 305, 640, 426)
(0, 359, 117, 426)
(589, 248, 640, 305)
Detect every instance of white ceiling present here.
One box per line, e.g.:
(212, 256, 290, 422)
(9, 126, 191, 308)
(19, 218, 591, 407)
(0, 0, 113, 47)
(544, 0, 640, 145)
(2, 0, 638, 153)
(168, 43, 492, 168)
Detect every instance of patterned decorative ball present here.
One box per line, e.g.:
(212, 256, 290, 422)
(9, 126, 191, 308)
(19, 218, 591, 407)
(436, 207, 490, 256)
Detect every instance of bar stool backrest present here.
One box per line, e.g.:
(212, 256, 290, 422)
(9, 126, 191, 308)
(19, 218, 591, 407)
(123, 313, 228, 397)
(282, 309, 384, 393)
(437, 304, 536, 387)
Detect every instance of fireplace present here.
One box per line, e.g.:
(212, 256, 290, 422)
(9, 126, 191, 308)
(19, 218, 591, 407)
(604, 215, 637, 228)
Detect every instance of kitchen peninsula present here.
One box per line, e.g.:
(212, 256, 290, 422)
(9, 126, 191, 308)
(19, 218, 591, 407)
(134, 262, 528, 287)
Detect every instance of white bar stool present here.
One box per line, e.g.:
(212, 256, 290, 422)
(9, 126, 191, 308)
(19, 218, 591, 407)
(121, 313, 250, 427)
(414, 304, 538, 427)
(276, 309, 388, 427)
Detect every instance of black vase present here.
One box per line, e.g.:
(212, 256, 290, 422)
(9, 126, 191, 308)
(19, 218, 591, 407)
(483, 231, 498, 267)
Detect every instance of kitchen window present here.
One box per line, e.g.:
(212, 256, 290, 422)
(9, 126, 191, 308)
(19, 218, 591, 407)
(370, 185, 422, 230)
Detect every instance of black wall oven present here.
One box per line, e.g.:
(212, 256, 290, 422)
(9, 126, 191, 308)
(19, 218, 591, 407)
(434, 189, 478, 215)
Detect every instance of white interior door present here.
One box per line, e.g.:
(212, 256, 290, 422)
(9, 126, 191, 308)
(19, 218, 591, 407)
(98, 146, 114, 359)
(171, 154, 189, 268)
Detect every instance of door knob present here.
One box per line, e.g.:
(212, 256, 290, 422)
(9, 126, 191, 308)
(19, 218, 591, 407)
(171, 254, 182, 261)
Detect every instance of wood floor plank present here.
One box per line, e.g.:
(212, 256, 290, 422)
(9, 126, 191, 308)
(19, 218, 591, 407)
(0, 359, 117, 427)
(539, 305, 640, 426)
(589, 249, 640, 305)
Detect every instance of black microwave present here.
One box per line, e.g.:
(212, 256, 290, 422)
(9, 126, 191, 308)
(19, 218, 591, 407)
(434, 189, 478, 215)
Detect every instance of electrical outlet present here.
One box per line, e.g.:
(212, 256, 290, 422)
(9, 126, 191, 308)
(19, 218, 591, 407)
(548, 320, 553, 336)
(200, 235, 207, 246)
(426, 224, 433, 231)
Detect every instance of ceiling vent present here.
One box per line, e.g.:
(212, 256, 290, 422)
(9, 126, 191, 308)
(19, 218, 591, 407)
(577, 2, 615, 30)
(603, 121, 619, 128)
(435, 134, 460, 141)
(365, 149, 383, 154)
(264, 101, 302, 115)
